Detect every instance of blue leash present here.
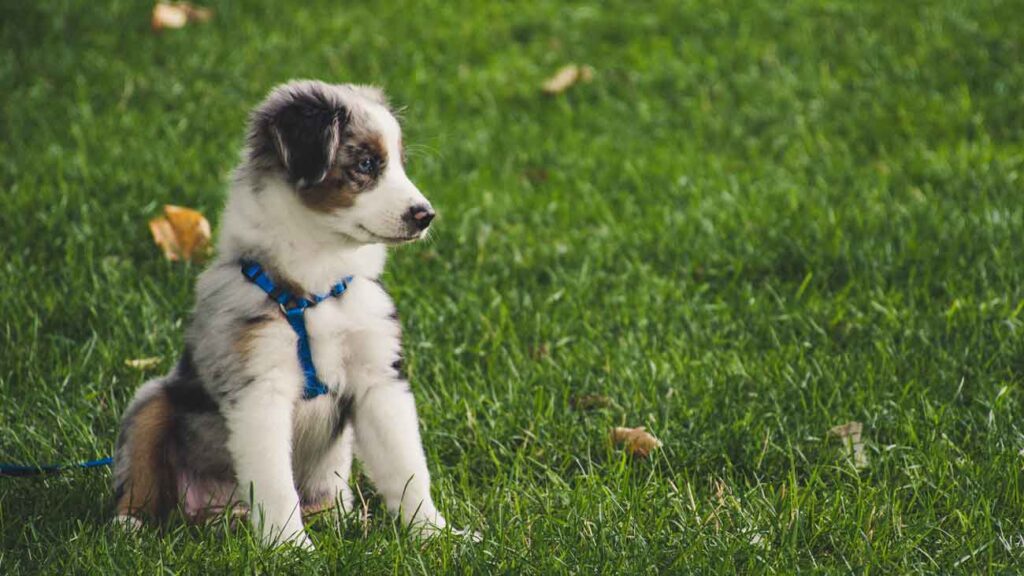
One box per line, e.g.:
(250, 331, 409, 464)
(0, 456, 112, 478)
(240, 260, 353, 400)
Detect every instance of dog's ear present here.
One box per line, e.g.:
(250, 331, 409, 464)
(266, 94, 344, 187)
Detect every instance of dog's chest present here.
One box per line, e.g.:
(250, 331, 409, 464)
(301, 279, 400, 393)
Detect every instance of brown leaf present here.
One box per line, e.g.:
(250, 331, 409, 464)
(541, 64, 594, 95)
(152, 3, 188, 29)
(828, 421, 862, 440)
(571, 393, 613, 411)
(828, 421, 869, 469)
(523, 167, 550, 184)
(148, 204, 212, 262)
(152, 2, 213, 31)
(183, 3, 213, 22)
(610, 426, 662, 458)
(125, 357, 162, 370)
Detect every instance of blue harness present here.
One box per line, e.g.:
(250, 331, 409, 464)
(241, 260, 353, 399)
(2, 262, 351, 478)
(1, 262, 352, 473)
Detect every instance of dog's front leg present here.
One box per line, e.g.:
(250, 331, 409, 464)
(226, 383, 311, 549)
(354, 381, 447, 533)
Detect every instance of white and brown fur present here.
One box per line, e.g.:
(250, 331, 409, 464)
(113, 81, 456, 549)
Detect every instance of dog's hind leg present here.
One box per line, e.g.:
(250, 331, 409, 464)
(112, 378, 177, 524)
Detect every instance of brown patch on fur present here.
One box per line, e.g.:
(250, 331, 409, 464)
(298, 166, 360, 212)
(115, 390, 177, 521)
(276, 276, 307, 301)
(359, 131, 388, 166)
(233, 314, 274, 359)
(297, 113, 390, 213)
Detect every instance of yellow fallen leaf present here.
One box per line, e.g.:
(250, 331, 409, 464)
(152, 2, 213, 31)
(610, 426, 662, 458)
(148, 204, 212, 262)
(152, 3, 187, 29)
(125, 357, 162, 370)
(828, 421, 870, 469)
(183, 3, 213, 22)
(541, 64, 594, 94)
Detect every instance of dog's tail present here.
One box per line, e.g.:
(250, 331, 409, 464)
(112, 378, 178, 523)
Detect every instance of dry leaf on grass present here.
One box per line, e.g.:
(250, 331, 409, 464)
(828, 421, 870, 469)
(610, 426, 662, 458)
(149, 204, 212, 262)
(523, 167, 550, 184)
(125, 357, 162, 370)
(571, 394, 613, 411)
(151, 2, 213, 31)
(541, 64, 594, 94)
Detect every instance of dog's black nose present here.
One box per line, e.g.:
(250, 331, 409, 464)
(404, 204, 436, 231)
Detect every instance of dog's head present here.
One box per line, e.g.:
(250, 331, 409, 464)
(246, 80, 433, 244)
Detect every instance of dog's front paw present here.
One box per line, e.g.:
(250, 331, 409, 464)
(290, 532, 316, 551)
(408, 514, 481, 542)
(264, 526, 315, 551)
(406, 510, 446, 537)
(451, 526, 483, 542)
(253, 510, 314, 550)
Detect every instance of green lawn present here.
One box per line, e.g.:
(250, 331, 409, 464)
(3, 0, 1024, 573)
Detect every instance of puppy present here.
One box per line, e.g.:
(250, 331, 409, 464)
(113, 80, 456, 549)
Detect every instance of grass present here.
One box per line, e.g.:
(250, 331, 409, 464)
(2, 0, 1024, 572)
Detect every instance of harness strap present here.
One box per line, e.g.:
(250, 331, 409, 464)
(241, 260, 353, 399)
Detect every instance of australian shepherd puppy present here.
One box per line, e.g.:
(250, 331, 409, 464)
(113, 80, 458, 549)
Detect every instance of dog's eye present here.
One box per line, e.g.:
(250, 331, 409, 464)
(356, 156, 378, 174)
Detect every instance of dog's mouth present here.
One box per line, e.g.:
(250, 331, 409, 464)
(357, 224, 422, 244)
